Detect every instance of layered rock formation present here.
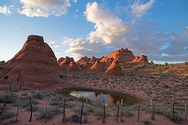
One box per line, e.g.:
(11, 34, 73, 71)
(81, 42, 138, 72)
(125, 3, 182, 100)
(77, 56, 90, 63)
(0, 35, 61, 86)
(105, 59, 124, 76)
(102, 48, 135, 63)
(58, 56, 75, 70)
(132, 55, 148, 63)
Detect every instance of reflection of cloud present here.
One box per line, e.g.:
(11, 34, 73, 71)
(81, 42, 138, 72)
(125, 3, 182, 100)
(0, 5, 11, 15)
(131, 0, 155, 18)
(18, 0, 70, 17)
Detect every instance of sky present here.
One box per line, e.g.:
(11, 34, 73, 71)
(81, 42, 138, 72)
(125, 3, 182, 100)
(0, 0, 188, 64)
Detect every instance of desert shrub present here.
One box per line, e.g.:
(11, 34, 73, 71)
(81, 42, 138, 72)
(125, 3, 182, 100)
(143, 119, 152, 125)
(50, 95, 63, 106)
(163, 84, 169, 88)
(32, 90, 53, 99)
(121, 106, 134, 117)
(0, 111, 15, 120)
(93, 107, 104, 117)
(0, 92, 17, 103)
(155, 106, 183, 122)
(21, 87, 29, 90)
(21, 91, 28, 96)
(72, 106, 93, 115)
(21, 98, 39, 108)
(25, 104, 38, 112)
(11, 88, 19, 92)
(36, 106, 61, 120)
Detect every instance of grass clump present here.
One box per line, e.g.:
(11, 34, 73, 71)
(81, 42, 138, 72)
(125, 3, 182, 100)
(36, 106, 61, 120)
(0, 111, 15, 120)
(32, 90, 53, 99)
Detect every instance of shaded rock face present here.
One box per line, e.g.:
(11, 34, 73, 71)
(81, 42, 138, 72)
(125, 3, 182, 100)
(89, 60, 105, 72)
(102, 48, 135, 63)
(132, 55, 148, 63)
(105, 59, 124, 76)
(0, 35, 61, 85)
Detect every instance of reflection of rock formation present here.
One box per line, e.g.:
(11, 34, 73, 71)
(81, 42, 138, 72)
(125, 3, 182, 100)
(107, 94, 121, 105)
(93, 92, 101, 97)
(93, 92, 122, 105)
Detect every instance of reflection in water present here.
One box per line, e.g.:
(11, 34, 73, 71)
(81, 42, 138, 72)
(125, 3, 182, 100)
(70, 91, 124, 105)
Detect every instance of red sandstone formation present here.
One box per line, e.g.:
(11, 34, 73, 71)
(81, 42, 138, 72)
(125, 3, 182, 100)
(132, 55, 148, 63)
(89, 60, 106, 72)
(89, 56, 98, 63)
(0, 35, 61, 86)
(69, 61, 78, 71)
(105, 59, 124, 76)
(58, 56, 74, 70)
(101, 48, 135, 63)
(76, 56, 90, 63)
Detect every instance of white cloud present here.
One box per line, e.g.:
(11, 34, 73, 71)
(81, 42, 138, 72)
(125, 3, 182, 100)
(18, 0, 70, 17)
(49, 41, 59, 48)
(131, 0, 155, 18)
(84, 2, 127, 44)
(72, 0, 77, 3)
(0, 5, 11, 15)
(62, 1, 187, 62)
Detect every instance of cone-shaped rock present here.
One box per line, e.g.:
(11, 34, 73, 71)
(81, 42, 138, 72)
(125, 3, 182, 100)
(89, 60, 105, 72)
(0, 35, 61, 85)
(69, 61, 78, 71)
(105, 59, 124, 76)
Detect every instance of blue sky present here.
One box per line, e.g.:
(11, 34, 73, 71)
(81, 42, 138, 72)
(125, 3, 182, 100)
(0, 0, 188, 64)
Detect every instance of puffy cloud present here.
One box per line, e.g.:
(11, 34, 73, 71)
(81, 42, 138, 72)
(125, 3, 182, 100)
(131, 0, 155, 18)
(0, 5, 11, 15)
(18, 0, 70, 17)
(84, 2, 127, 44)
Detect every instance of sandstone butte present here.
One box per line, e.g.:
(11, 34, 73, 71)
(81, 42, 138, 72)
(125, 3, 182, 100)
(101, 48, 135, 63)
(0, 35, 61, 86)
(132, 55, 149, 63)
(105, 59, 124, 76)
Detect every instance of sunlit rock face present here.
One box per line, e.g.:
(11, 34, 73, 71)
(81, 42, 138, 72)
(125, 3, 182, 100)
(105, 59, 124, 76)
(101, 48, 135, 63)
(132, 55, 149, 63)
(0, 35, 61, 85)
(89, 60, 106, 72)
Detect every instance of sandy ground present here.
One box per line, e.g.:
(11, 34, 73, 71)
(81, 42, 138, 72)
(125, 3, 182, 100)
(0, 70, 188, 125)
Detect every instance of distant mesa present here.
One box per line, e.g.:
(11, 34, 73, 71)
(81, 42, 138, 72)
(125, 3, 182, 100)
(0, 35, 61, 86)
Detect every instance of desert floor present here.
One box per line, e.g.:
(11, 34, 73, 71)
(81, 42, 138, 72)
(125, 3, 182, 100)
(0, 67, 188, 125)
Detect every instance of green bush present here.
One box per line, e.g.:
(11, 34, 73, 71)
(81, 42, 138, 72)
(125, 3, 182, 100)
(93, 107, 103, 117)
(143, 119, 152, 125)
(36, 106, 61, 120)
(0, 92, 17, 103)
